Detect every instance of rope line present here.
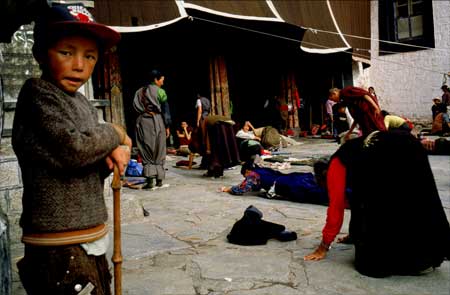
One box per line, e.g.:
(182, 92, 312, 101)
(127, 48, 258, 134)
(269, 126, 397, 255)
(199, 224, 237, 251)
(192, 16, 449, 76)
(303, 27, 450, 52)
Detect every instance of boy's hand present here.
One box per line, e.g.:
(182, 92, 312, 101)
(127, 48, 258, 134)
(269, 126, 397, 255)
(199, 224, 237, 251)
(123, 135, 132, 150)
(108, 145, 131, 175)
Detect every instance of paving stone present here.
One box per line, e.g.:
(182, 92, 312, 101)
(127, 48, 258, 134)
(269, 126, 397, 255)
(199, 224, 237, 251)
(6, 138, 450, 294)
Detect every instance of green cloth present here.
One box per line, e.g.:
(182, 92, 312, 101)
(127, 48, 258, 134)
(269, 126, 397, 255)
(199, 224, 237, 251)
(151, 82, 168, 103)
(157, 88, 168, 103)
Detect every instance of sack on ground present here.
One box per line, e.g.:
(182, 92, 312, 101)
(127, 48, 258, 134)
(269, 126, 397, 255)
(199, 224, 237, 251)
(125, 159, 143, 177)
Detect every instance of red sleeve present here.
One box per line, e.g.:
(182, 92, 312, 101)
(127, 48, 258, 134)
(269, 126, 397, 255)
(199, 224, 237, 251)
(322, 157, 347, 245)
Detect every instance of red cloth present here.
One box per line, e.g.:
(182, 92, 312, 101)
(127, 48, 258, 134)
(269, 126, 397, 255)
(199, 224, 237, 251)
(279, 105, 289, 111)
(340, 86, 386, 136)
(322, 157, 347, 245)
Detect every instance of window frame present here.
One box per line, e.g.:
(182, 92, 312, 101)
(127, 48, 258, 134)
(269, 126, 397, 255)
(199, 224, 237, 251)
(378, 0, 434, 55)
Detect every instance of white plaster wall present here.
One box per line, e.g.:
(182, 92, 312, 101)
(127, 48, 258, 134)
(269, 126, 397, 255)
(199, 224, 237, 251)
(352, 60, 371, 89)
(369, 0, 450, 124)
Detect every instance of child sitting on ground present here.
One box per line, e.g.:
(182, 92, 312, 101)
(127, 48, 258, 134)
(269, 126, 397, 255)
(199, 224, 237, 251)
(176, 121, 192, 156)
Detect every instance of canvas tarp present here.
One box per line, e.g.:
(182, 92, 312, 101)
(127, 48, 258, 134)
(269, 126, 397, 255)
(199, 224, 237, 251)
(94, 0, 371, 60)
(0, 0, 371, 60)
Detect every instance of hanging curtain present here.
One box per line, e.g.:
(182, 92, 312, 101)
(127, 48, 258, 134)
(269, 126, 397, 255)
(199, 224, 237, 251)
(96, 47, 126, 126)
(279, 72, 300, 130)
(209, 56, 230, 117)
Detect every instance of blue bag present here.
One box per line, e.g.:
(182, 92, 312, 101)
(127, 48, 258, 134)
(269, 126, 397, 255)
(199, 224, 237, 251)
(125, 159, 143, 177)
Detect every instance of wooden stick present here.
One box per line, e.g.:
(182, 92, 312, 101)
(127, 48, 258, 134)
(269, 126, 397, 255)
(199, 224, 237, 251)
(111, 164, 123, 295)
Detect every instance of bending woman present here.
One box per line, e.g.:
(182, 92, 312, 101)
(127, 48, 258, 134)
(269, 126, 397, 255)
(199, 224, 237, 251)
(304, 131, 450, 278)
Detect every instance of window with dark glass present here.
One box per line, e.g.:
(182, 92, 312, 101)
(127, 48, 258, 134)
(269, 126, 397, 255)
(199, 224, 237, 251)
(379, 0, 434, 55)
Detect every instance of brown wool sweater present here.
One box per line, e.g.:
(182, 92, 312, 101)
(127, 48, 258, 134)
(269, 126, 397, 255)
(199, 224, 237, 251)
(12, 78, 121, 233)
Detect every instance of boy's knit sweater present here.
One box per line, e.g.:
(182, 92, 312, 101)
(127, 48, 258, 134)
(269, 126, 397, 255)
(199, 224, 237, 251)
(12, 78, 121, 234)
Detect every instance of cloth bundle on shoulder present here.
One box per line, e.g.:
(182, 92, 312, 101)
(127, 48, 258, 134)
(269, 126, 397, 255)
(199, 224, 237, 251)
(227, 205, 297, 245)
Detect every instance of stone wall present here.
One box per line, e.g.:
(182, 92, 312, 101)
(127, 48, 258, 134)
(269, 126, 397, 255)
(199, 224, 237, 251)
(369, 0, 450, 125)
(0, 139, 23, 252)
(0, 204, 12, 295)
(0, 25, 39, 255)
(0, 25, 41, 137)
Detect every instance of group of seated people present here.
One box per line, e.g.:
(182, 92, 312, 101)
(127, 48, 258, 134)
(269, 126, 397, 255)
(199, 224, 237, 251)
(235, 120, 301, 160)
(430, 101, 450, 136)
(175, 118, 292, 166)
(417, 98, 450, 155)
(175, 106, 449, 163)
(174, 117, 300, 176)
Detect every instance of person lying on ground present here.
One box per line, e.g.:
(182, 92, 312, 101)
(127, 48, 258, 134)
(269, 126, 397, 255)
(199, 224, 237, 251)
(235, 121, 264, 162)
(237, 121, 299, 148)
(236, 121, 261, 141)
(220, 161, 330, 206)
(381, 110, 412, 133)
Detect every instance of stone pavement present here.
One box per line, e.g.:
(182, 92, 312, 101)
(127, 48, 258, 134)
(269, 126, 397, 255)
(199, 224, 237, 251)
(11, 137, 450, 295)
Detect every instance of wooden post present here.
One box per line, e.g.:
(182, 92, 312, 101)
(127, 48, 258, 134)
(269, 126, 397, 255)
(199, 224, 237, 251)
(111, 165, 122, 295)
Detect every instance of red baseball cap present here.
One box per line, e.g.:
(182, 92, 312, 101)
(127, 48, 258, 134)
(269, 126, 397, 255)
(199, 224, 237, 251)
(34, 3, 120, 51)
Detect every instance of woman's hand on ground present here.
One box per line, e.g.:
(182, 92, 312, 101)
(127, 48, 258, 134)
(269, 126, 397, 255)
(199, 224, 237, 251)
(304, 244, 328, 261)
(220, 186, 231, 193)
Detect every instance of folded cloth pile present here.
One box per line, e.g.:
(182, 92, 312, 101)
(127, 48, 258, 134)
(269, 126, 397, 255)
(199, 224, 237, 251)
(227, 205, 297, 245)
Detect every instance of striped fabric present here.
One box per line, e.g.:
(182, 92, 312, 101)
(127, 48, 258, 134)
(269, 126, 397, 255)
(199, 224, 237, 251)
(22, 224, 108, 246)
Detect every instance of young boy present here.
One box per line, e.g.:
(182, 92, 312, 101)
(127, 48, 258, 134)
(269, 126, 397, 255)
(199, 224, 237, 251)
(12, 4, 131, 294)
